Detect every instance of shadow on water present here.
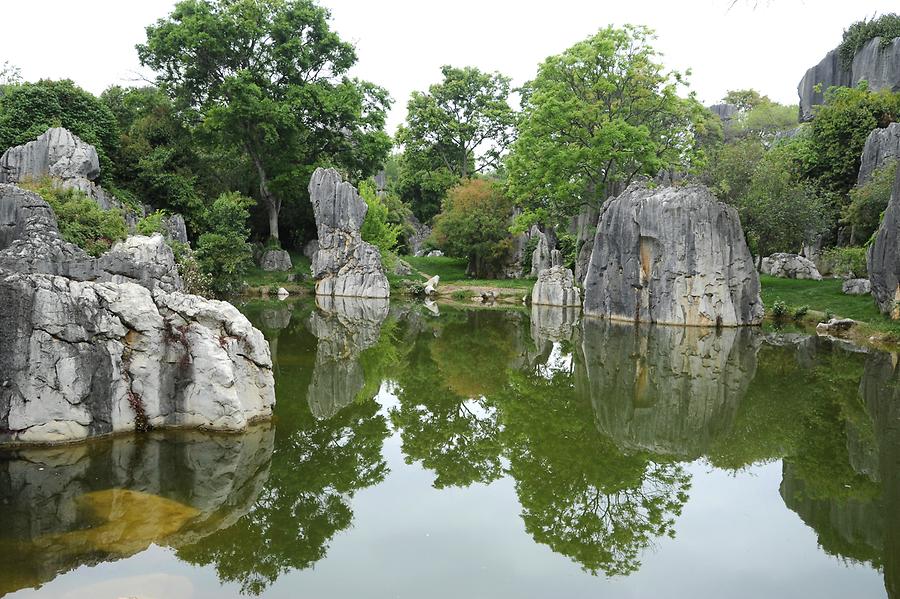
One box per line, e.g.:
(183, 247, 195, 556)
(1, 298, 900, 596)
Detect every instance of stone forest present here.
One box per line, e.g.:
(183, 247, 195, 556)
(2, 2, 900, 598)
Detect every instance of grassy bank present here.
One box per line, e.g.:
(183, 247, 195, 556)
(242, 252, 313, 295)
(404, 256, 535, 291)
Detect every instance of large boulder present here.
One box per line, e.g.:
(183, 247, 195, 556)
(98, 233, 183, 293)
(308, 167, 389, 298)
(258, 248, 293, 272)
(0, 127, 131, 215)
(843, 278, 872, 295)
(583, 184, 763, 326)
(531, 250, 581, 307)
(760, 253, 823, 280)
(0, 273, 275, 445)
(858, 123, 900, 186)
(798, 36, 900, 122)
(529, 225, 552, 278)
(868, 165, 900, 317)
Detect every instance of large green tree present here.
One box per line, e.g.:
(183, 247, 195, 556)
(396, 65, 515, 222)
(137, 0, 391, 242)
(506, 25, 707, 223)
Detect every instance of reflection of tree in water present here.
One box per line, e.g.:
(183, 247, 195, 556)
(177, 308, 390, 595)
(498, 368, 690, 576)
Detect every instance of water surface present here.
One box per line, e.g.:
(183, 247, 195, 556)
(1, 298, 897, 598)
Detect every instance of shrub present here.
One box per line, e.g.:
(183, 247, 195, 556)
(137, 210, 167, 236)
(170, 241, 212, 296)
(770, 299, 788, 320)
(557, 231, 577, 271)
(194, 192, 254, 297)
(839, 14, 900, 67)
(22, 178, 127, 256)
(402, 280, 425, 297)
(821, 246, 868, 278)
(793, 305, 809, 321)
(451, 290, 468, 301)
(359, 180, 403, 255)
(845, 160, 896, 244)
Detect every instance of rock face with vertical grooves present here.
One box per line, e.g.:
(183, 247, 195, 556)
(531, 250, 581, 307)
(760, 253, 823, 280)
(868, 165, 900, 318)
(858, 123, 900, 186)
(529, 225, 552, 277)
(583, 184, 763, 326)
(798, 36, 900, 122)
(308, 167, 389, 298)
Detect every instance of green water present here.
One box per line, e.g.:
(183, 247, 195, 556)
(1, 298, 898, 598)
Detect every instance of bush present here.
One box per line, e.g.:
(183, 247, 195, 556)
(839, 14, 900, 67)
(170, 241, 212, 296)
(793, 305, 809, 321)
(359, 180, 403, 255)
(557, 232, 577, 271)
(821, 246, 868, 278)
(194, 192, 254, 297)
(451, 290, 468, 301)
(402, 280, 425, 297)
(22, 178, 127, 256)
(770, 299, 788, 320)
(137, 210, 167, 236)
(845, 160, 896, 244)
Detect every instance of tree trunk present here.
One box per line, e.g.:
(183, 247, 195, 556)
(250, 152, 281, 241)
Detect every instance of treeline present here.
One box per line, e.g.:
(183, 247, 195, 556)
(1, 1, 896, 290)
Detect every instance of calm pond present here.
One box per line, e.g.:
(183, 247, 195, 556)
(1, 298, 898, 598)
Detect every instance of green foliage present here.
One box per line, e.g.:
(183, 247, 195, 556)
(195, 191, 254, 296)
(845, 160, 896, 244)
(803, 85, 900, 198)
(793, 305, 809, 321)
(359, 180, 404, 255)
(0, 79, 120, 183)
(739, 101, 798, 139)
(138, 0, 392, 241)
(556, 232, 577, 271)
(432, 179, 515, 278)
(770, 299, 789, 320)
(170, 240, 213, 296)
(839, 13, 900, 67)
(821, 246, 868, 278)
(451, 290, 468, 301)
(507, 25, 707, 223)
(22, 179, 127, 256)
(136, 210, 167, 236)
(723, 89, 770, 111)
(704, 137, 766, 203)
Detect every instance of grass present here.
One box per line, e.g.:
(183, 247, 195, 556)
(404, 255, 535, 289)
(759, 275, 900, 335)
(243, 252, 313, 292)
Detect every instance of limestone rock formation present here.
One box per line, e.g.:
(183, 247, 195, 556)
(308, 167, 389, 298)
(306, 295, 389, 419)
(798, 36, 900, 122)
(843, 278, 872, 295)
(424, 274, 439, 295)
(405, 213, 431, 257)
(761, 253, 823, 280)
(258, 248, 293, 272)
(858, 123, 900, 186)
(98, 233, 183, 293)
(529, 225, 552, 278)
(392, 258, 413, 276)
(531, 250, 581, 307)
(303, 238, 319, 261)
(583, 184, 763, 326)
(0, 273, 275, 444)
(162, 213, 189, 244)
(867, 166, 900, 317)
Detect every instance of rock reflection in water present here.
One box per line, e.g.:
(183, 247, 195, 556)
(0, 424, 274, 596)
(579, 319, 760, 458)
(306, 295, 389, 419)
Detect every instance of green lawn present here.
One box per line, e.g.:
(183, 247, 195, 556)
(759, 275, 896, 329)
(243, 252, 312, 289)
(404, 255, 534, 289)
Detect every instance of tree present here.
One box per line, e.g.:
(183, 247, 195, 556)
(138, 0, 392, 243)
(0, 79, 120, 183)
(358, 180, 403, 255)
(432, 178, 515, 278)
(723, 88, 770, 112)
(195, 191, 254, 296)
(396, 65, 515, 222)
(0, 61, 21, 86)
(506, 25, 707, 223)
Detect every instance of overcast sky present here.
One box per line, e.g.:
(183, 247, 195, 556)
(0, 0, 891, 133)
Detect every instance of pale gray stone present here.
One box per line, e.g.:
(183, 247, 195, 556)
(98, 233, 183, 293)
(426, 249, 444, 257)
(583, 184, 763, 326)
(858, 123, 900, 186)
(424, 274, 439, 295)
(761, 253, 823, 280)
(843, 278, 872, 295)
(308, 168, 389, 298)
(799, 37, 900, 122)
(258, 248, 292, 272)
(867, 165, 900, 317)
(532, 250, 581, 307)
(529, 225, 552, 278)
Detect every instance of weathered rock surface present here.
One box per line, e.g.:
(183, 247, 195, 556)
(531, 250, 581, 307)
(98, 233, 183, 293)
(392, 258, 413, 276)
(867, 165, 900, 317)
(405, 213, 431, 257)
(858, 123, 900, 186)
(0, 273, 275, 445)
(425, 249, 444, 257)
(529, 225, 552, 278)
(306, 295, 389, 419)
(0, 425, 274, 595)
(843, 278, 872, 295)
(761, 253, 823, 280)
(798, 36, 900, 122)
(308, 168, 389, 298)
(162, 213, 189, 244)
(583, 184, 763, 326)
(424, 274, 439, 296)
(0, 127, 132, 215)
(258, 248, 293, 272)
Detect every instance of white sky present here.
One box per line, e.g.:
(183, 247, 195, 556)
(0, 0, 891, 134)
